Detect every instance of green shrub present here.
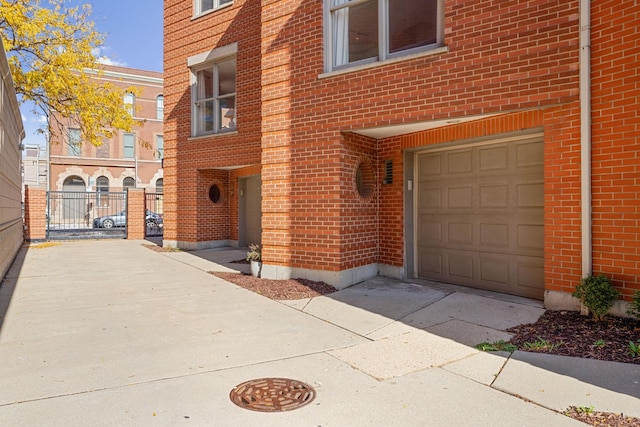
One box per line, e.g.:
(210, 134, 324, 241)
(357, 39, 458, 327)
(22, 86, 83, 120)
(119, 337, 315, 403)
(627, 290, 640, 319)
(572, 274, 620, 321)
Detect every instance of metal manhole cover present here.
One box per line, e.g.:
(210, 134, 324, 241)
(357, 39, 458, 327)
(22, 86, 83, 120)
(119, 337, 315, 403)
(229, 378, 316, 412)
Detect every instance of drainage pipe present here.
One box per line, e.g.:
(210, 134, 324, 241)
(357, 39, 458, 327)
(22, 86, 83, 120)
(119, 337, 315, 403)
(580, 0, 592, 277)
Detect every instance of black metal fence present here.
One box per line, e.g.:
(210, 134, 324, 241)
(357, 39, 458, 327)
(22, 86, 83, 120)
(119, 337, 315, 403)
(145, 192, 164, 237)
(47, 191, 127, 240)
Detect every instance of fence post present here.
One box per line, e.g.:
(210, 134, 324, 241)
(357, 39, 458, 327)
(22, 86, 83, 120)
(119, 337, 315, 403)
(126, 188, 146, 240)
(24, 186, 47, 242)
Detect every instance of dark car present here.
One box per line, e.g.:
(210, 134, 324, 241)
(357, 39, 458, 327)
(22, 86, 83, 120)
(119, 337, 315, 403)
(93, 210, 163, 229)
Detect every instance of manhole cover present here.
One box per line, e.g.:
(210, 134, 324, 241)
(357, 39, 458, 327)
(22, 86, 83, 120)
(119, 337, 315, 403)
(229, 378, 316, 412)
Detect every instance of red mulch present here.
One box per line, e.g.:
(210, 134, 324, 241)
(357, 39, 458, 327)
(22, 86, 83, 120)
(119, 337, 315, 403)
(210, 272, 337, 300)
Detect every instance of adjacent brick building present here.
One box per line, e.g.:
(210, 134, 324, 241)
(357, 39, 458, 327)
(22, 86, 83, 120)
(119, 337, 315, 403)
(164, 0, 640, 309)
(48, 65, 164, 195)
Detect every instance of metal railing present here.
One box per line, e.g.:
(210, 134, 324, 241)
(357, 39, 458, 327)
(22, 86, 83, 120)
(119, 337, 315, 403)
(145, 192, 164, 237)
(47, 191, 127, 240)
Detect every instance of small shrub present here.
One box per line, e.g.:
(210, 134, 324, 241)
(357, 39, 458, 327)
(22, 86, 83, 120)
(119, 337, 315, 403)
(246, 243, 262, 262)
(593, 339, 606, 348)
(572, 274, 620, 321)
(629, 341, 640, 358)
(627, 290, 640, 319)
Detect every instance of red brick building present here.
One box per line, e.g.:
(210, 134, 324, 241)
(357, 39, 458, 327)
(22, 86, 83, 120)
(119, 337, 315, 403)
(49, 65, 164, 195)
(164, 0, 640, 310)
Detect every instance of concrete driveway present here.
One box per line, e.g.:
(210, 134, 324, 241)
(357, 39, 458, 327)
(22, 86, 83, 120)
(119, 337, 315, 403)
(0, 240, 637, 426)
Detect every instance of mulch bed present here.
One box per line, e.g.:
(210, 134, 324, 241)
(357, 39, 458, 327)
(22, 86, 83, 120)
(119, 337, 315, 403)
(507, 310, 640, 365)
(564, 407, 640, 427)
(211, 272, 337, 300)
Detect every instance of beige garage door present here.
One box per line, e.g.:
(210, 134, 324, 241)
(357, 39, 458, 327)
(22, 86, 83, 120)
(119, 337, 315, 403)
(416, 134, 544, 299)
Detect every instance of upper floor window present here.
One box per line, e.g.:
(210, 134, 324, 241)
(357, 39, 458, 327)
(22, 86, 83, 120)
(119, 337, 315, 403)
(156, 95, 164, 120)
(124, 92, 135, 116)
(68, 128, 81, 156)
(156, 134, 164, 160)
(123, 133, 135, 159)
(326, 0, 443, 71)
(192, 57, 236, 136)
(195, 0, 232, 16)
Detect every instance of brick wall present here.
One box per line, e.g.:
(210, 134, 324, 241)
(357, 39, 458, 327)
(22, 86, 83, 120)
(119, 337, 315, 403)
(24, 186, 47, 242)
(590, 1, 640, 299)
(166, 0, 640, 297)
(260, 0, 580, 275)
(163, 0, 262, 247)
(126, 189, 146, 240)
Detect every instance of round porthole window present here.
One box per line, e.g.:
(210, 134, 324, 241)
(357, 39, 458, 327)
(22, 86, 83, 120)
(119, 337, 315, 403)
(209, 184, 222, 204)
(355, 158, 374, 199)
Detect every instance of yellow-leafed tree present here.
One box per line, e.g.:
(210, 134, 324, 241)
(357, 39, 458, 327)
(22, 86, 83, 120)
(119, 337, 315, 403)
(0, 0, 137, 147)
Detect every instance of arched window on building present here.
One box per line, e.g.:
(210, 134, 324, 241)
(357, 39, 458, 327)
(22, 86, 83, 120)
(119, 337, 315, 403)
(96, 176, 109, 206)
(123, 177, 136, 190)
(156, 178, 163, 193)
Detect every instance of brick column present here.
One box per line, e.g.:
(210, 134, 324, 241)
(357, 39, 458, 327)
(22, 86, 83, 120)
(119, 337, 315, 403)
(24, 186, 47, 242)
(126, 189, 146, 240)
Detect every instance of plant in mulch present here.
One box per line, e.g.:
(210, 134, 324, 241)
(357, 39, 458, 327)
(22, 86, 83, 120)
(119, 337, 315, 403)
(522, 337, 561, 352)
(564, 406, 640, 427)
(627, 290, 640, 319)
(572, 274, 620, 321)
(507, 310, 640, 365)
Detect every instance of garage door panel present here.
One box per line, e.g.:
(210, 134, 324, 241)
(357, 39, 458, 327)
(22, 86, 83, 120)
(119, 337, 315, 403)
(516, 256, 544, 292)
(419, 249, 443, 275)
(516, 223, 544, 251)
(479, 255, 509, 285)
(480, 184, 508, 208)
(419, 154, 442, 177)
(479, 145, 508, 171)
(517, 182, 544, 207)
(448, 222, 473, 245)
(420, 221, 442, 243)
(419, 188, 442, 209)
(447, 150, 473, 174)
(416, 135, 544, 299)
(448, 186, 473, 208)
(479, 223, 509, 248)
(516, 141, 544, 167)
(447, 252, 474, 280)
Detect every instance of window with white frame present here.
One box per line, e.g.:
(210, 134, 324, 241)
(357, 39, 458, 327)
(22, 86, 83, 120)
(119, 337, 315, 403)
(123, 133, 135, 159)
(124, 92, 135, 116)
(156, 95, 164, 120)
(326, 0, 443, 71)
(68, 128, 81, 156)
(156, 134, 164, 159)
(195, 0, 232, 16)
(192, 57, 236, 136)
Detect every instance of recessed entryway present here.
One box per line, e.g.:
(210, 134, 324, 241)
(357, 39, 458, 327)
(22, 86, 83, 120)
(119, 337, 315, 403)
(414, 132, 544, 299)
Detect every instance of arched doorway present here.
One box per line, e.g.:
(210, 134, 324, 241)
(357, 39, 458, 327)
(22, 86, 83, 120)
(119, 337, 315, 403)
(62, 175, 86, 221)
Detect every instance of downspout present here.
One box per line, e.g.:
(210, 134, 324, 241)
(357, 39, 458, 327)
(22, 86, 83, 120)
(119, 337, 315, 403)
(580, 0, 592, 278)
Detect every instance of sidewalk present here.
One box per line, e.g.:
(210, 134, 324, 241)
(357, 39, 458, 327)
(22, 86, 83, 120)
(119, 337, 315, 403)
(0, 239, 638, 426)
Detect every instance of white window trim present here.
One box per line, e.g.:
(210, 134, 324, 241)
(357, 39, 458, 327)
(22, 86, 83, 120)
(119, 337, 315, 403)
(323, 0, 444, 73)
(123, 132, 136, 159)
(193, 0, 233, 18)
(188, 43, 238, 137)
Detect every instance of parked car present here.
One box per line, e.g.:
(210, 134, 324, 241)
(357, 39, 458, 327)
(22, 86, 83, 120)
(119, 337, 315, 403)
(93, 210, 163, 229)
